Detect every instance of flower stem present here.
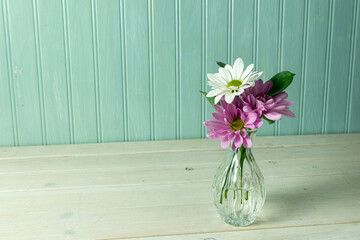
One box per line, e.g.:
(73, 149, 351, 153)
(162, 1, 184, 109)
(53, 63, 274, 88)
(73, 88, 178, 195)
(220, 147, 246, 204)
(239, 146, 246, 204)
(220, 159, 233, 204)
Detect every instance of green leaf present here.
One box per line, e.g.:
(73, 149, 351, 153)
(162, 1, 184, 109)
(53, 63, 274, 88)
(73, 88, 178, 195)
(267, 71, 296, 96)
(200, 91, 220, 106)
(216, 61, 226, 68)
(200, 91, 215, 105)
(262, 115, 275, 125)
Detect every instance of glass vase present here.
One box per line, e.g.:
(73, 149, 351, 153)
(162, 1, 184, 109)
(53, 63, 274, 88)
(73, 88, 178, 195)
(212, 130, 266, 226)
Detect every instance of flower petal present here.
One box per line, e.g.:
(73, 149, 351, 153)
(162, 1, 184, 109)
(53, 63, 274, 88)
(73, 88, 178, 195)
(276, 108, 296, 118)
(212, 112, 224, 121)
(221, 134, 232, 149)
(219, 67, 232, 82)
(207, 73, 227, 86)
(241, 129, 252, 148)
(220, 97, 228, 107)
(234, 133, 243, 148)
(207, 89, 223, 97)
(234, 88, 244, 96)
(233, 95, 242, 108)
(273, 92, 288, 100)
(206, 130, 218, 140)
(203, 119, 227, 129)
(227, 103, 238, 121)
(225, 64, 235, 80)
(214, 93, 225, 104)
(241, 64, 254, 79)
(230, 141, 236, 151)
(207, 130, 228, 140)
(233, 58, 244, 80)
(244, 112, 258, 124)
(263, 112, 282, 121)
(254, 118, 263, 128)
(213, 104, 224, 113)
(224, 92, 236, 104)
(263, 80, 273, 94)
(244, 71, 263, 83)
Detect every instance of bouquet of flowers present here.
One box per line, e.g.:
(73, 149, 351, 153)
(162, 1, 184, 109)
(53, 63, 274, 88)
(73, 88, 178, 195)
(202, 57, 295, 151)
(201, 57, 295, 227)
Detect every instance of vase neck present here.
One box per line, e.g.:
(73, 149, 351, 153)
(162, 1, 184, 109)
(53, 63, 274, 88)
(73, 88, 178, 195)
(231, 129, 257, 154)
(246, 129, 257, 141)
(233, 146, 253, 157)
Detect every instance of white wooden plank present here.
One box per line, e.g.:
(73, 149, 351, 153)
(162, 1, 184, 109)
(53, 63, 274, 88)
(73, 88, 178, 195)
(0, 134, 359, 160)
(120, 223, 360, 240)
(1, 190, 360, 239)
(0, 144, 359, 192)
(1, 174, 359, 213)
(0, 134, 359, 239)
(0, 143, 358, 174)
(1, 159, 360, 193)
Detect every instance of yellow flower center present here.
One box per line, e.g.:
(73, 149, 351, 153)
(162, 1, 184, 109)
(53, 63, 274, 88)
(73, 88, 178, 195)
(230, 118, 244, 131)
(226, 79, 243, 88)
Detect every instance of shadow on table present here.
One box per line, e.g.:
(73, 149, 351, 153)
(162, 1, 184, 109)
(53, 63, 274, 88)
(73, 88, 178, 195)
(254, 173, 358, 225)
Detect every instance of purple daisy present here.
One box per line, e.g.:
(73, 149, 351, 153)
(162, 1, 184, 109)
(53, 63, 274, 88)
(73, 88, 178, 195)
(204, 98, 263, 151)
(242, 79, 295, 121)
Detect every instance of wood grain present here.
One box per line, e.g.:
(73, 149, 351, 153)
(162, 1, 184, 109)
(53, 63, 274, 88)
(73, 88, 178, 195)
(279, 0, 304, 135)
(179, 0, 202, 139)
(327, 0, 354, 133)
(37, 0, 71, 145)
(96, 0, 125, 143)
(0, 0, 15, 146)
(1, 0, 360, 147)
(257, 0, 280, 136)
(0, 133, 359, 160)
(67, 0, 98, 144)
(0, 134, 359, 239)
(6, 0, 43, 145)
(124, 0, 151, 141)
(119, 223, 360, 240)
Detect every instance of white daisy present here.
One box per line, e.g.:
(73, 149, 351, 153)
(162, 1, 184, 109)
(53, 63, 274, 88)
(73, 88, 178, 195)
(206, 58, 263, 104)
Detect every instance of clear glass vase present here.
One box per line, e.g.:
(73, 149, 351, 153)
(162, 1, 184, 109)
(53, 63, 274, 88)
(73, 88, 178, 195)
(212, 130, 266, 226)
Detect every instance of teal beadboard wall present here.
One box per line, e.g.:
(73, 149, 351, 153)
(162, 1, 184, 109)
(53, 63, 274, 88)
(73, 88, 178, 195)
(0, 0, 359, 147)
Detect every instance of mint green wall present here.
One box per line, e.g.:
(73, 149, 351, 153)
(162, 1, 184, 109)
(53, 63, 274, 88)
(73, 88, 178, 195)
(0, 0, 359, 147)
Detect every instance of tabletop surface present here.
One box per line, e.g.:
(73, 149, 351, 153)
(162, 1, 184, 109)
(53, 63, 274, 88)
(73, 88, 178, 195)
(0, 134, 360, 240)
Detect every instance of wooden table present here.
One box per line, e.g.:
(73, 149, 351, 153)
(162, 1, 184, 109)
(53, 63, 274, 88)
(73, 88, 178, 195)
(0, 134, 359, 239)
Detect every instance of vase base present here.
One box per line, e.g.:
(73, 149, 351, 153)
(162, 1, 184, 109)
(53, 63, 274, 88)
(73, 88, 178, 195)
(219, 213, 256, 227)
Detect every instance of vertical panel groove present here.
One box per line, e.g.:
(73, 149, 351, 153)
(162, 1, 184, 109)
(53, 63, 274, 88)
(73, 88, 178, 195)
(345, 0, 359, 133)
(230, 0, 234, 62)
(175, 0, 180, 139)
(32, 0, 47, 145)
(147, 0, 155, 140)
(227, 0, 232, 63)
(61, 0, 75, 143)
(201, 0, 207, 138)
(177, 0, 182, 139)
(252, 0, 256, 63)
(299, 0, 309, 135)
(119, 0, 128, 141)
(276, 0, 284, 136)
(2, 0, 19, 146)
(253, 0, 259, 67)
(1, 0, 358, 146)
(90, 0, 102, 142)
(322, 0, 334, 134)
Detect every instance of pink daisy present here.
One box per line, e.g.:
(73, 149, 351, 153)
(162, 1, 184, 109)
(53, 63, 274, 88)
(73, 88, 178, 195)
(204, 98, 263, 151)
(242, 79, 295, 121)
